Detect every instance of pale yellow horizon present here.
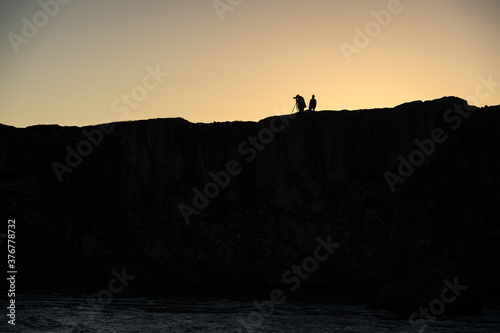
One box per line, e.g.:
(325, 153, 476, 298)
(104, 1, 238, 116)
(1, 0, 499, 128)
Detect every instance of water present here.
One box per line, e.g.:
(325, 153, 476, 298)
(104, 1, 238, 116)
(6, 287, 500, 332)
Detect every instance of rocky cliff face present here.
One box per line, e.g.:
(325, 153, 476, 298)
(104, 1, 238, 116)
(1, 97, 500, 303)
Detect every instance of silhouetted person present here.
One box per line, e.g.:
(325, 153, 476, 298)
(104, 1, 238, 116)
(309, 95, 317, 111)
(294, 94, 306, 112)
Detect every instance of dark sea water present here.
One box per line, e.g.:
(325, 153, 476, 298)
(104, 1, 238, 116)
(6, 286, 500, 333)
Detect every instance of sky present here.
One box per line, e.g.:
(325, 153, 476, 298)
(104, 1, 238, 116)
(1, 0, 499, 127)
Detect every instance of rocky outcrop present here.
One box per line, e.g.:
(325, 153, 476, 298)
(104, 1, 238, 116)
(367, 258, 485, 316)
(1, 97, 500, 312)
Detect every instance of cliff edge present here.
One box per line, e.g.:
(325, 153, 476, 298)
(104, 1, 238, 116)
(1, 97, 500, 310)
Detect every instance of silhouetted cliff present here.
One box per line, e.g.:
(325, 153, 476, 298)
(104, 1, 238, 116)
(1, 97, 500, 311)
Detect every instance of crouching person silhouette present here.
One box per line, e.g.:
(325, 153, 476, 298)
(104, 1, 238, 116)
(294, 94, 306, 113)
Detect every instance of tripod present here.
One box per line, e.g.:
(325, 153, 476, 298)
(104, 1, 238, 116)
(291, 103, 296, 114)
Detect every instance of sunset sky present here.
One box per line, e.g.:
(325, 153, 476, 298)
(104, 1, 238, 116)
(1, 0, 499, 127)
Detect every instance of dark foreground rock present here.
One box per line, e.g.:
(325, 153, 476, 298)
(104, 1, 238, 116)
(1, 97, 500, 316)
(368, 258, 485, 316)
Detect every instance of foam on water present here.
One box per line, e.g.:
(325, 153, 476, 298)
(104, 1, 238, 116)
(8, 289, 500, 333)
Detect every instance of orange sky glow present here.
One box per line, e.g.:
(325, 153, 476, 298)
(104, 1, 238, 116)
(1, 0, 499, 127)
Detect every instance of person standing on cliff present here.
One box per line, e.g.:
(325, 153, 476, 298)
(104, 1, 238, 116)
(309, 95, 317, 111)
(294, 94, 306, 112)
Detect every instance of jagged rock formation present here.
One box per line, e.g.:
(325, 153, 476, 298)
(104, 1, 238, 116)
(1, 97, 500, 313)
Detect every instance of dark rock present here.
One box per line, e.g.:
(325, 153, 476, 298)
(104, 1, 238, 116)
(367, 258, 485, 316)
(1, 97, 500, 317)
